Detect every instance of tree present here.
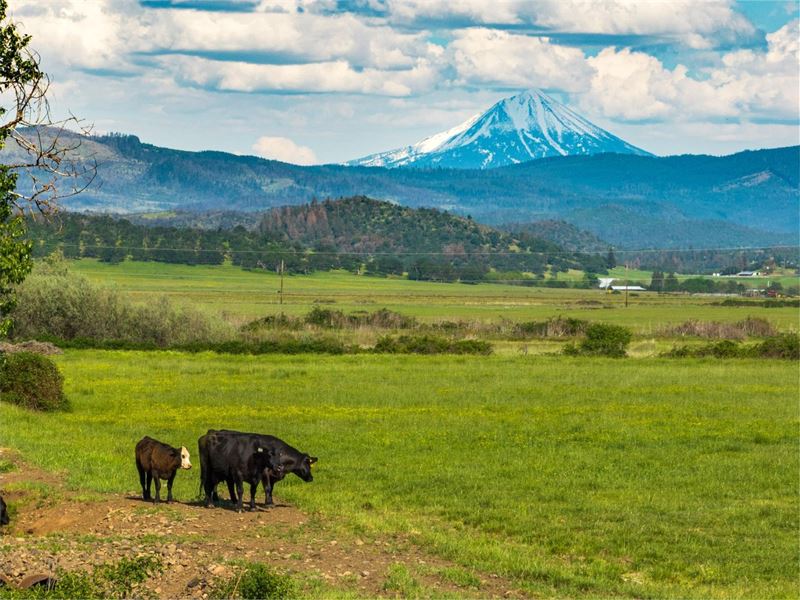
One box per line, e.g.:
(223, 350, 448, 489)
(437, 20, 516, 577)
(606, 247, 616, 269)
(0, 0, 91, 335)
(664, 272, 679, 292)
(649, 270, 664, 292)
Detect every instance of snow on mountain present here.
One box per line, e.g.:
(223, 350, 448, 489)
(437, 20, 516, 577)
(347, 89, 652, 169)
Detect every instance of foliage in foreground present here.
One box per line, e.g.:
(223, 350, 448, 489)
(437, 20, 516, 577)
(0, 556, 162, 599)
(11, 255, 232, 346)
(0, 351, 68, 411)
(0, 0, 42, 336)
(663, 333, 800, 360)
(563, 323, 633, 357)
(208, 563, 295, 600)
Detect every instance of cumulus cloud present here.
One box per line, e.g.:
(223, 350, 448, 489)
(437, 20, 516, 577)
(450, 28, 592, 92)
(166, 55, 438, 95)
(358, 0, 757, 48)
(252, 135, 318, 164)
(582, 19, 800, 122)
(10, 0, 146, 72)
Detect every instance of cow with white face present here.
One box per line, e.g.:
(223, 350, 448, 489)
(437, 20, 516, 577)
(135, 436, 192, 503)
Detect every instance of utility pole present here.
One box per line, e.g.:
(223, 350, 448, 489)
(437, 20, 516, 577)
(279, 259, 284, 306)
(624, 262, 629, 308)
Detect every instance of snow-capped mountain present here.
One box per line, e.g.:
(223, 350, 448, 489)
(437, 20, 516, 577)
(347, 89, 651, 169)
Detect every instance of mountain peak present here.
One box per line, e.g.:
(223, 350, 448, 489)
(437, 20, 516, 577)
(348, 89, 651, 169)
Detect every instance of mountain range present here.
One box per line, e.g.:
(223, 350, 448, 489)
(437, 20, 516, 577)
(7, 130, 797, 250)
(347, 89, 650, 169)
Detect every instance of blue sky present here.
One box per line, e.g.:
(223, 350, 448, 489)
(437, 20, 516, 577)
(11, 0, 799, 164)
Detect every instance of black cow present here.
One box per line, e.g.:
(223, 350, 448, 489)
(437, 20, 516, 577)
(0, 495, 9, 526)
(212, 429, 317, 506)
(198, 431, 284, 512)
(135, 436, 192, 504)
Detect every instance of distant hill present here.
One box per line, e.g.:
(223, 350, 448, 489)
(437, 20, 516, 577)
(28, 197, 610, 280)
(10, 130, 797, 249)
(259, 196, 560, 255)
(347, 89, 650, 169)
(503, 220, 609, 253)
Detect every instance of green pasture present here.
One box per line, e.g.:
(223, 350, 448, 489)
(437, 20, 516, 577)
(68, 260, 799, 332)
(1, 351, 797, 598)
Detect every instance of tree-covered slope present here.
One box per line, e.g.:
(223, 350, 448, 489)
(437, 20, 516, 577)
(13, 130, 796, 249)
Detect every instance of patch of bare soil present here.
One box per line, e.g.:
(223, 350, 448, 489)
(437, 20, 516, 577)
(0, 452, 525, 598)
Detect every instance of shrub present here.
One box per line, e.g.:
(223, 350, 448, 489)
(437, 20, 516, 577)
(374, 335, 492, 355)
(11, 260, 232, 347)
(209, 563, 295, 600)
(0, 352, 69, 411)
(564, 323, 632, 358)
(659, 317, 776, 339)
(662, 334, 799, 360)
(754, 334, 799, 359)
(304, 306, 417, 330)
(516, 317, 587, 338)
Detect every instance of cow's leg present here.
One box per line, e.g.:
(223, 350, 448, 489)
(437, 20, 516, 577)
(235, 479, 244, 513)
(153, 476, 162, 504)
(137, 460, 148, 500)
(166, 472, 176, 503)
(248, 482, 257, 511)
(203, 479, 215, 508)
(226, 479, 237, 505)
(145, 471, 153, 500)
(262, 476, 274, 507)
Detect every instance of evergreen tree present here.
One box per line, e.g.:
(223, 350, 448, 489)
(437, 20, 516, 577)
(606, 247, 616, 269)
(649, 270, 664, 292)
(664, 272, 679, 292)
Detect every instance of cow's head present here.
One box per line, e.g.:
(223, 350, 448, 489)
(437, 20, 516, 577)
(180, 447, 192, 469)
(0, 496, 9, 526)
(256, 447, 285, 479)
(295, 454, 318, 482)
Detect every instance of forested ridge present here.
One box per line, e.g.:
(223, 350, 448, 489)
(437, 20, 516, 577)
(27, 197, 608, 281)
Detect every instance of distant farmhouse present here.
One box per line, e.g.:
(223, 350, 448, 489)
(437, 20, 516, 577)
(713, 271, 763, 277)
(598, 278, 647, 291)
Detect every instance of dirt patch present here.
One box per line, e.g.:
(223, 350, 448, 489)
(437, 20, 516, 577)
(0, 455, 525, 598)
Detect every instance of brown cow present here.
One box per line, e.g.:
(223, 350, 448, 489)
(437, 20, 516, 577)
(135, 436, 191, 503)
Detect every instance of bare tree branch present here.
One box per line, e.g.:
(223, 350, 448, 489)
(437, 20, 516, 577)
(0, 44, 96, 217)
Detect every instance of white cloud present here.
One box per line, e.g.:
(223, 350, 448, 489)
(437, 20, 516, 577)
(581, 20, 800, 123)
(252, 135, 318, 164)
(450, 29, 592, 92)
(166, 55, 438, 96)
(529, 0, 756, 46)
(382, 0, 756, 47)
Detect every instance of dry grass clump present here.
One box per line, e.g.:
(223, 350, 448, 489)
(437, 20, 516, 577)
(659, 317, 776, 340)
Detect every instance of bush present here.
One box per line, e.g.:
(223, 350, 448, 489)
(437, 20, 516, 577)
(304, 306, 417, 330)
(754, 334, 799, 359)
(662, 334, 799, 360)
(0, 352, 69, 411)
(516, 317, 587, 338)
(11, 257, 232, 347)
(564, 323, 632, 358)
(374, 335, 492, 355)
(209, 563, 295, 600)
(659, 317, 776, 339)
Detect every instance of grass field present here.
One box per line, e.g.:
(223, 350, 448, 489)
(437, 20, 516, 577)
(68, 260, 800, 332)
(1, 350, 797, 598)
